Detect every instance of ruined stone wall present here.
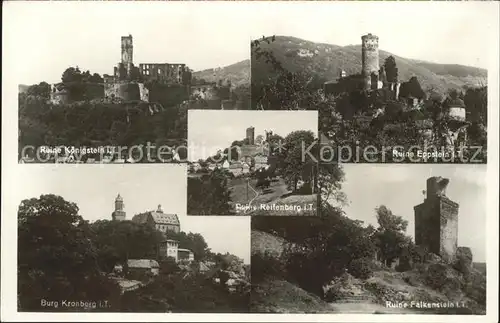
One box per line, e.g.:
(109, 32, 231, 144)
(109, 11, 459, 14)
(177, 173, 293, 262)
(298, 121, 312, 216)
(148, 83, 189, 107)
(361, 33, 380, 91)
(140, 63, 187, 84)
(439, 197, 459, 263)
(184, 98, 247, 110)
(83, 83, 105, 100)
(104, 83, 141, 101)
(221, 100, 234, 110)
(190, 84, 220, 100)
(206, 99, 222, 109)
(137, 83, 149, 102)
(50, 91, 70, 105)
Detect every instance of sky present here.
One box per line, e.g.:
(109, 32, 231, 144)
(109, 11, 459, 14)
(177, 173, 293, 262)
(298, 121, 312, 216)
(14, 164, 250, 263)
(4, 1, 498, 85)
(188, 110, 318, 161)
(337, 164, 487, 262)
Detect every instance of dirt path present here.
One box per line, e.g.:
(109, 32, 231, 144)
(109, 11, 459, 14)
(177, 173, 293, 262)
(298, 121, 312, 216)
(244, 182, 260, 214)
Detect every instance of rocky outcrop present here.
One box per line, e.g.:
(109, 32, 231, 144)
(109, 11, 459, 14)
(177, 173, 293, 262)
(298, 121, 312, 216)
(453, 246, 473, 274)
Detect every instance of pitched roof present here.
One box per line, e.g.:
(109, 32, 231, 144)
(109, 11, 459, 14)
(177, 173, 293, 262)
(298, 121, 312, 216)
(448, 98, 465, 108)
(132, 208, 180, 226)
(199, 262, 210, 272)
(150, 212, 180, 225)
(127, 259, 159, 269)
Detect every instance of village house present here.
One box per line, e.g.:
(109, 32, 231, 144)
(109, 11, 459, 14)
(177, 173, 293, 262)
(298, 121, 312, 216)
(254, 154, 268, 170)
(178, 248, 195, 262)
(228, 161, 250, 177)
(159, 239, 179, 262)
(126, 259, 160, 281)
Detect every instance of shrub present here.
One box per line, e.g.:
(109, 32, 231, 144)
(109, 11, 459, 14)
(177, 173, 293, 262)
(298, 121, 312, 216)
(251, 251, 285, 283)
(348, 257, 373, 280)
(395, 255, 413, 272)
(425, 263, 449, 289)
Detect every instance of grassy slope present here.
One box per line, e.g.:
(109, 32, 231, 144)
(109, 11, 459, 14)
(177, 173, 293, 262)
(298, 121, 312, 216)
(251, 230, 288, 258)
(251, 278, 334, 313)
(251, 230, 486, 314)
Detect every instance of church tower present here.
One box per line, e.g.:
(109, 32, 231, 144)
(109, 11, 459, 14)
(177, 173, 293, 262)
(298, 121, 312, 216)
(112, 193, 126, 221)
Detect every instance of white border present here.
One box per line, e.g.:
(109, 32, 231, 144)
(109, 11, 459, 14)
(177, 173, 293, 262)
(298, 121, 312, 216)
(2, 1, 499, 322)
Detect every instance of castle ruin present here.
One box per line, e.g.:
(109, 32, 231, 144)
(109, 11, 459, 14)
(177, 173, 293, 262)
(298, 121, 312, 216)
(414, 177, 459, 263)
(46, 34, 244, 109)
(324, 33, 401, 100)
(361, 33, 380, 91)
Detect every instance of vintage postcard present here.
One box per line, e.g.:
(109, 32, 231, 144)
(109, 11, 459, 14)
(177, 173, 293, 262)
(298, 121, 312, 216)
(2, 1, 498, 323)
(187, 110, 319, 216)
(252, 164, 487, 315)
(251, 5, 491, 163)
(15, 164, 250, 313)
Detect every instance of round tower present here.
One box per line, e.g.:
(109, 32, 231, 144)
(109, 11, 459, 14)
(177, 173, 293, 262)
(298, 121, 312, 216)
(361, 33, 380, 90)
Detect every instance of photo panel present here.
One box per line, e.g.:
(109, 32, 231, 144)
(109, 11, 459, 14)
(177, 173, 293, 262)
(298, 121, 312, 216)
(17, 5, 251, 165)
(250, 15, 488, 164)
(187, 110, 319, 216)
(16, 164, 251, 313)
(252, 164, 486, 314)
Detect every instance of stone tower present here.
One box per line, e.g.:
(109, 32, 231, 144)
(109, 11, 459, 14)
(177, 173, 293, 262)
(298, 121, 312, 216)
(361, 33, 380, 91)
(246, 126, 255, 145)
(112, 193, 126, 221)
(414, 177, 459, 263)
(121, 35, 133, 65)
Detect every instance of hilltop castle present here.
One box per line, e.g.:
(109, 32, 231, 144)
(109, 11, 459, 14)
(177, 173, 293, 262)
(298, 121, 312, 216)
(323, 33, 470, 149)
(324, 33, 401, 100)
(111, 194, 193, 263)
(48, 34, 244, 110)
(109, 34, 192, 86)
(49, 34, 193, 105)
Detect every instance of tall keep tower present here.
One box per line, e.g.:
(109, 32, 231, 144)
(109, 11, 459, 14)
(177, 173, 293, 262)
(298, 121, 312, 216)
(121, 35, 133, 65)
(414, 177, 459, 263)
(112, 194, 126, 221)
(246, 126, 255, 145)
(361, 33, 380, 91)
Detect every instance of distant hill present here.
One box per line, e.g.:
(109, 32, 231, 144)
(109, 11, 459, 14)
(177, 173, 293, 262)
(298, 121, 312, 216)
(252, 36, 487, 94)
(19, 84, 30, 93)
(193, 60, 250, 88)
